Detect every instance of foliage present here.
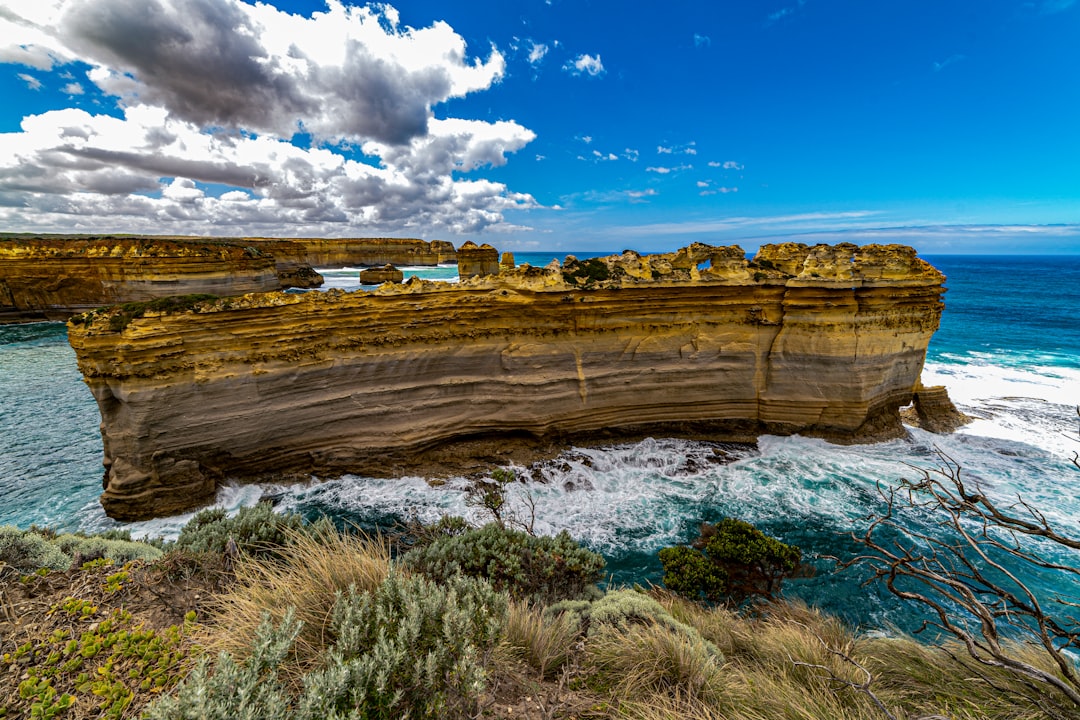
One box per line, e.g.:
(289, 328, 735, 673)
(659, 518, 802, 604)
(206, 523, 390, 678)
(562, 257, 612, 287)
(850, 452, 1080, 714)
(173, 502, 306, 558)
(70, 294, 220, 331)
(149, 573, 507, 720)
(53, 533, 163, 566)
(2, 598, 198, 719)
(404, 522, 605, 604)
(0, 526, 71, 573)
(501, 599, 581, 679)
(657, 546, 728, 603)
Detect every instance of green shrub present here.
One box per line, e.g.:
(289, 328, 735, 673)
(145, 610, 296, 720)
(404, 522, 605, 604)
(173, 502, 306, 557)
(546, 589, 722, 659)
(562, 257, 612, 287)
(148, 573, 508, 720)
(658, 546, 728, 603)
(300, 572, 507, 719)
(0, 526, 70, 572)
(659, 519, 801, 604)
(53, 533, 163, 565)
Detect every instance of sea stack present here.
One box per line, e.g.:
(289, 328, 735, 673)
(67, 242, 946, 520)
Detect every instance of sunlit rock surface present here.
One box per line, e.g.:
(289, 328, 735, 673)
(67, 242, 946, 520)
(0, 235, 455, 323)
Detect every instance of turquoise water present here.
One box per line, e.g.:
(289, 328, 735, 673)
(1, 254, 1078, 632)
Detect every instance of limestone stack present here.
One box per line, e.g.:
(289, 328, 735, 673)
(0, 236, 318, 322)
(67, 242, 946, 520)
(457, 242, 501, 278)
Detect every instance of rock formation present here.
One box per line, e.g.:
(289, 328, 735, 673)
(0, 236, 320, 323)
(457, 242, 501, 278)
(1, 235, 458, 323)
(67, 242, 946, 520)
(903, 384, 971, 433)
(246, 237, 456, 268)
(358, 264, 404, 284)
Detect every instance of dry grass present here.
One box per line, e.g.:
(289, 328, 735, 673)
(201, 524, 390, 683)
(500, 599, 581, 679)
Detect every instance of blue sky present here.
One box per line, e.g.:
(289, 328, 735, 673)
(1, 0, 1078, 254)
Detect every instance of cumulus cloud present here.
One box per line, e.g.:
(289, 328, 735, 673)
(0, 105, 538, 234)
(565, 53, 604, 76)
(3, 0, 505, 146)
(61, 81, 83, 94)
(0, 1, 540, 235)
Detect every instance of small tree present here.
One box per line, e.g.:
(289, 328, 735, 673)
(659, 518, 802, 605)
(850, 449, 1080, 716)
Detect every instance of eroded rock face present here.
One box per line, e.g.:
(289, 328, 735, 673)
(67, 242, 946, 520)
(358, 264, 404, 284)
(0, 236, 322, 322)
(249, 237, 456, 267)
(458, 242, 501, 278)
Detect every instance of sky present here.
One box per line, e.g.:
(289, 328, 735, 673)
(1, 0, 1079, 254)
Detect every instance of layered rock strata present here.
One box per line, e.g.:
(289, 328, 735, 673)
(67, 242, 946, 520)
(247, 237, 456, 267)
(358, 264, 404, 284)
(1, 235, 459, 322)
(0, 236, 319, 322)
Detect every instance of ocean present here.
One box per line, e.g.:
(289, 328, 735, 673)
(2, 253, 1078, 632)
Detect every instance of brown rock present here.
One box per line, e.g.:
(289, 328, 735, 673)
(904, 384, 972, 434)
(359, 264, 404, 284)
(67, 242, 947, 520)
(458, 241, 501, 278)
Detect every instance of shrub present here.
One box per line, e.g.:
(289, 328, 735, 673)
(501, 600, 581, 679)
(404, 522, 604, 604)
(0, 526, 72, 572)
(174, 502, 306, 557)
(150, 573, 508, 720)
(562, 257, 612, 287)
(206, 524, 391, 678)
(53, 533, 163, 566)
(659, 519, 801, 604)
(657, 546, 727, 603)
(299, 571, 507, 719)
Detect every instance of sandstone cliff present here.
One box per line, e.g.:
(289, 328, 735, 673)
(0, 235, 322, 322)
(67, 242, 946, 521)
(245, 237, 456, 268)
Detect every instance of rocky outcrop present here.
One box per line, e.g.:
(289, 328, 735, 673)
(247, 237, 456, 267)
(457, 242, 501, 278)
(358, 264, 404, 284)
(67, 242, 946, 520)
(904, 384, 971, 433)
(0, 236, 320, 323)
(0, 234, 463, 323)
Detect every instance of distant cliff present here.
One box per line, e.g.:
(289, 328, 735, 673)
(247, 237, 456, 267)
(0, 235, 456, 322)
(68, 242, 945, 520)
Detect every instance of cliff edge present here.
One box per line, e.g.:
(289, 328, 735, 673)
(67, 242, 946, 520)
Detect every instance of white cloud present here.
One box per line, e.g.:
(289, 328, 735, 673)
(658, 142, 696, 156)
(578, 135, 593, 144)
(693, 34, 711, 47)
(623, 148, 639, 161)
(700, 186, 738, 196)
(0, 1, 540, 235)
(696, 181, 709, 188)
(646, 164, 692, 174)
(709, 160, 744, 170)
(61, 81, 83, 95)
(1, 0, 506, 146)
(565, 53, 604, 77)
(527, 41, 549, 65)
(17, 73, 42, 90)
